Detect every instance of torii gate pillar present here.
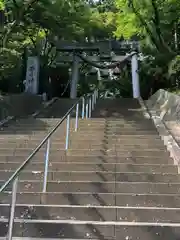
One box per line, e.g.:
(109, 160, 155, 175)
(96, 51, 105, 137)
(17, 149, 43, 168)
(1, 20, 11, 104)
(70, 54, 79, 99)
(131, 54, 140, 98)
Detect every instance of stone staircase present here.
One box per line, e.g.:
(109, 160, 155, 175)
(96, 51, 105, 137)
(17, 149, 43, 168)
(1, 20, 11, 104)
(0, 98, 180, 239)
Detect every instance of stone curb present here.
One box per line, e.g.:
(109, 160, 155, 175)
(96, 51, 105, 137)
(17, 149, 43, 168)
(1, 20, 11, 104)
(138, 97, 180, 171)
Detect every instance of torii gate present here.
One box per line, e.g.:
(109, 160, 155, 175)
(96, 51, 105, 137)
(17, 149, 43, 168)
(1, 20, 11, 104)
(52, 40, 140, 99)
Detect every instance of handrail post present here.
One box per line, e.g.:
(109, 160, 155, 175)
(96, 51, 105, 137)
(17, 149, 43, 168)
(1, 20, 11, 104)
(86, 102, 88, 119)
(82, 97, 85, 119)
(92, 93, 95, 110)
(43, 138, 50, 193)
(89, 97, 92, 118)
(94, 90, 96, 105)
(75, 103, 79, 131)
(65, 114, 70, 150)
(7, 177, 18, 240)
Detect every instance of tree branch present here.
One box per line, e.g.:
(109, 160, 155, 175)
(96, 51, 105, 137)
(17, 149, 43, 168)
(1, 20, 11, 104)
(30, 36, 38, 55)
(151, 0, 173, 52)
(128, 0, 160, 51)
(2, 20, 17, 47)
(12, 0, 19, 9)
(2, 0, 39, 47)
(48, 49, 57, 66)
(25, 0, 39, 14)
(42, 30, 49, 56)
(151, 0, 162, 42)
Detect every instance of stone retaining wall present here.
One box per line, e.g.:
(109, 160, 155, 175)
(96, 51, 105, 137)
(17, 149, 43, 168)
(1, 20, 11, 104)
(0, 93, 43, 120)
(146, 89, 180, 121)
(146, 89, 180, 147)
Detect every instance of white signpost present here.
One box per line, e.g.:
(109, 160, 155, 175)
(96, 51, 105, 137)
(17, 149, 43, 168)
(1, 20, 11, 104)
(25, 56, 40, 94)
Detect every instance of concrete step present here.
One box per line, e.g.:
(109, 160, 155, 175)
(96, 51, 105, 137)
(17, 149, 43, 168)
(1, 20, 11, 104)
(0, 144, 167, 151)
(104, 123, 156, 127)
(0, 136, 162, 143)
(115, 193, 180, 208)
(1, 220, 180, 239)
(0, 130, 67, 136)
(1, 120, 78, 127)
(66, 150, 170, 158)
(77, 128, 158, 133)
(79, 123, 155, 127)
(60, 156, 172, 164)
(70, 142, 166, 150)
(0, 150, 171, 158)
(1, 180, 116, 192)
(3, 116, 150, 124)
(0, 221, 114, 238)
(105, 121, 155, 125)
(0, 121, 63, 128)
(116, 207, 180, 222)
(0, 139, 166, 147)
(0, 139, 167, 148)
(0, 135, 158, 144)
(114, 182, 180, 194)
(1, 205, 180, 223)
(2, 126, 99, 133)
(69, 136, 162, 142)
(0, 171, 179, 182)
(0, 149, 66, 156)
(0, 205, 116, 221)
(71, 130, 159, 135)
(0, 171, 115, 182)
(115, 172, 180, 182)
(112, 138, 164, 144)
(77, 128, 159, 133)
(3, 192, 180, 207)
(0, 192, 116, 205)
(0, 163, 176, 173)
(2, 181, 180, 194)
(114, 226, 180, 240)
(3, 124, 58, 129)
(0, 156, 172, 164)
(0, 238, 112, 240)
(0, 146, 169, 154)
(69, 134, 161, 138)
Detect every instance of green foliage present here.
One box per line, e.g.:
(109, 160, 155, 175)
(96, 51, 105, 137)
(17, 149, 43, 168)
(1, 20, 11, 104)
(1, 0, 180, 97)
(115, 0, 180, 52)
(0, 0, 4, 10)
(168, 55, 180, 88)
(115, 0, 140, 39)
(169, 55, 180, 76)
(113, 0, 180, 96)
(0, 0, 95, 92)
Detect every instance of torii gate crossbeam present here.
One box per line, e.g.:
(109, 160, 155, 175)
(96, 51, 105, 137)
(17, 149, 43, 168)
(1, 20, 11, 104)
(52, 40, 140, 99)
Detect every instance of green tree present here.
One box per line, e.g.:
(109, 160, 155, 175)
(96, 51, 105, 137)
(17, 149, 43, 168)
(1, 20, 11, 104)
(115, 0, 180, 53)
(0, 0, 94, 92)
(114, 0, 180, 95)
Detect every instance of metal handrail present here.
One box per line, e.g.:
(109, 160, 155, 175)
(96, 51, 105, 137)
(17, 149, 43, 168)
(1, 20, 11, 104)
(0, 89, 98, 193)
(1, 89, 99, 240)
